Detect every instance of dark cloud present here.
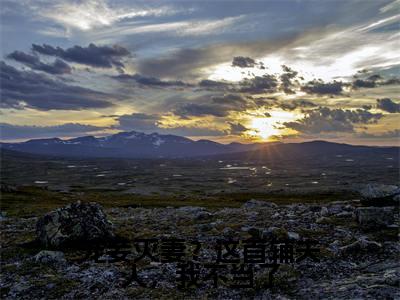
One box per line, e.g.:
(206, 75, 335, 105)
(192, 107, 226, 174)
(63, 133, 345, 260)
(239, 74, 278, 94)
(7, 51, 71, 75)
(0, 122, 106, 140)
(301, 80, 345, 95)
(32, 43, 130, 69)
(228, 122, 248, 134)
(174, 94, 253, 118)
(280, 99, 316, 111)
(114, 112, 225, 136)
(377, 98, 400, 113)
(232, 56, 256, 68)
(279, 65, 299, 94)
(0, 61, 115, 110)
(112, 73, 191, 88)
(284, 107, 383, 134)
(352, 74, 400, 89)
(198, 79, 233, 91)
(115, 113, 160, 131)
(174, 103, 230, 117)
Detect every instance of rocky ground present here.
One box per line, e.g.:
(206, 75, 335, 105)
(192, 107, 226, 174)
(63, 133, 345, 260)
(0, 184, 399, 299)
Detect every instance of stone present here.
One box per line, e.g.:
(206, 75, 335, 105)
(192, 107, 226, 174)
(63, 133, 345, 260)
(242, 199, 278, 209)
(34, 250, 66, 264)
(320, 207, 329, 216)
(335, 211, 352, 218)
(340, 237, 382, 256)
(355, 207, 395, 229)
(262, 227, 288, 240)
(36, 201, 114, 248)
(360, 184, 400, 206)
(288, 231, 300, 241)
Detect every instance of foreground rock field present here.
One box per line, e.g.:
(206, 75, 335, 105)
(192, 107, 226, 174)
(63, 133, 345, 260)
(1, 186, 399, 299)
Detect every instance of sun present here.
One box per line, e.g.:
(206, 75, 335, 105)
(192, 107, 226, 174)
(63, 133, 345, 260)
(250, 117, 280, 140)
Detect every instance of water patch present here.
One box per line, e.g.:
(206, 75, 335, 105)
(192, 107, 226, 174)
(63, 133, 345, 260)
(227, 178, 237, 184)
(220, 167, 251, 170)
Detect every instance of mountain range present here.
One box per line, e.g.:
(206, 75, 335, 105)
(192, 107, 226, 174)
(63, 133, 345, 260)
(0, 131, 398, 159)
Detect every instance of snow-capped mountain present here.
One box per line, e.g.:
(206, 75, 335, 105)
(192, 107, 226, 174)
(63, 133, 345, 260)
(0, 131, 263, 158)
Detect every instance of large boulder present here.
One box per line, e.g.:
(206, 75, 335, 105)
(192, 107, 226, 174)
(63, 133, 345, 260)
(34, 250, 66, 264)
(355, 207, 395, 229)
(360, 184, 400, 206)
(36, 201, 114, 248)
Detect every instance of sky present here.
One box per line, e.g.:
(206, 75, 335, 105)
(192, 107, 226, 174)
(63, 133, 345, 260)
(0, 0, 399, 145)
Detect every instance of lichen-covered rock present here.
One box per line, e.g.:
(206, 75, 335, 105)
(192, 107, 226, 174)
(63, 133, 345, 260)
(34, 250, 66, 264)
(355, 206, 395, 229)
(360, 184, 400, 206)
(36, 201, 114, 247)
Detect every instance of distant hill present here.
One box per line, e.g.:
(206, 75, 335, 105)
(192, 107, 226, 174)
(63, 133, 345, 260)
(0, 131, 263, 158)
(1, 131, 398, 159)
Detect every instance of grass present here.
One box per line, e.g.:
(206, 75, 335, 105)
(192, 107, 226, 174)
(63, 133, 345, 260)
(0, 186, 356, 218)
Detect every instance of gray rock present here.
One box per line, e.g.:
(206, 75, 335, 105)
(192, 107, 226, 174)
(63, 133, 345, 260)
(340, 237, 382, 255)
(320, 207, 329, 216)
(335, 211, 353, 218)
(360, 184, 400, 206)
(34, 250, 66, 264)
(36, 201, 114, 247)
(242, 199, 278, 209)
(262, 226, 288, 240)
(288, 231, 300, 241)
(328, 205, 343, 214)
(177, 206, 212, 220)
(356, 206, 395, 229)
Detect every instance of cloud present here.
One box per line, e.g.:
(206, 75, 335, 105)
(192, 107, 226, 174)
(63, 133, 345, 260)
(174, 103, 231, 118)
(376, 98, 400, 113)
(357, 129, 400, 139)
(279, 65, 299, 94)
(32, 43, 131, 69)
(7, 51, 71, 75)
(301, 80, 345, 95)
(232, 56, 256, 68)
(228, 122, 249, 134)
(0, 61, 115, 110)
(39, 0, 179, 31)
(352, 74, 400, 89)
(280, 99, 316, 111)
(0, 122, 106, 140)
(112, 73, 191, 88)
(284, 107, 383, 134)
(198, 79, 232, 91)
(113, 112, 226, 136)
(173, 94, 253, 117)
(115, 113, 160, 131)
(239, 74, 278, 93)
(136, 37, 298, 80)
